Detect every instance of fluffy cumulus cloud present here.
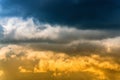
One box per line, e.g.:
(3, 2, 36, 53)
(0, 44, 120, 80)
(0, 16, 120, 80)
(0, 17, 120, 80)
(0, 17, 120, 43)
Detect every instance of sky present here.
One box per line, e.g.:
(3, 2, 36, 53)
(0, 0, 120, 80)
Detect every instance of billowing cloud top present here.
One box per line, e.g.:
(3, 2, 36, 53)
(0, 0, 120, 29)
(0, 17, 120, 43)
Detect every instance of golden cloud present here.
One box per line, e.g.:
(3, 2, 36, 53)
(0, 44, 120, 80)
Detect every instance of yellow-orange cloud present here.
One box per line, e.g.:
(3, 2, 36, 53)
(0, 44, 120, 80)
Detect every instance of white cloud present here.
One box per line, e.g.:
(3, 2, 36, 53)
(0, 17, 113, 42)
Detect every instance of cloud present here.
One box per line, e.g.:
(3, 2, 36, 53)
(0, 17, 120, 57)
(0, 17, 120, 58)
(0, 44, 120, 80)
(0, 0, 120, 29)
(0, 17, 120, 43)
(0, 0, 120, 80)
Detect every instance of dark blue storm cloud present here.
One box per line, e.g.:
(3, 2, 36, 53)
(0, 0, 120, 29)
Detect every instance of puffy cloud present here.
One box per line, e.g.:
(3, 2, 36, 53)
(0, 44, 120, 80)
(18, 66, 32, 73)
(0, 16, 120, 80)
(0, 17, 120, 43)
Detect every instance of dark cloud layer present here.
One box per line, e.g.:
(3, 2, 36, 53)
(1, 0, 120, 29)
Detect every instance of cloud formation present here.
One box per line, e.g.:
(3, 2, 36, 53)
(0, 44, 120, 80)
(0, 0, 120, 80)
(0, 17, 120, 43)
